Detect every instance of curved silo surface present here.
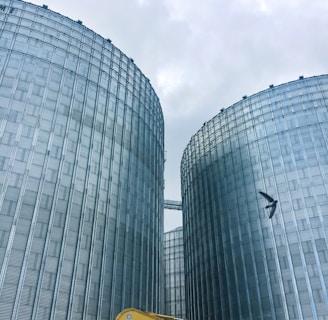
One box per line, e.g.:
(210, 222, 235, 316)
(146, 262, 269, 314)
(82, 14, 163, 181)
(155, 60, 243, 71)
(0, 1, 164, 319)
(181, 75, 328, 319)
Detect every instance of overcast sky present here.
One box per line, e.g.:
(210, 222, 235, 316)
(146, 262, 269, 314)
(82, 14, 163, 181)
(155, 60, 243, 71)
(30, 0, 328, 231)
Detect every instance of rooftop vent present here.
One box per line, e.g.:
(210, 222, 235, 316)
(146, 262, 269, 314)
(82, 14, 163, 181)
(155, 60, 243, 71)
(299, 75, 304, 79)
(242, 95, 247, 100)
(42, 4, 48, 9)
(269, 84, 274, 88)
(77, 20, 83, 25)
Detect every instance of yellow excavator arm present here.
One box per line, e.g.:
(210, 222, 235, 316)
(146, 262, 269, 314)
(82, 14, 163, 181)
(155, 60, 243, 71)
(115, 308, 182, 320)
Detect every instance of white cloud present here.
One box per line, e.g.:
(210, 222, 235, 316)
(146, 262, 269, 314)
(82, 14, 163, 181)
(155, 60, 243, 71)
(157, 66, 185, 97)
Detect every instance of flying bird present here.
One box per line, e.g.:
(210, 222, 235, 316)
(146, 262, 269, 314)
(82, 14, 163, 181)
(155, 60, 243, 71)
(259, 191, 278, 218)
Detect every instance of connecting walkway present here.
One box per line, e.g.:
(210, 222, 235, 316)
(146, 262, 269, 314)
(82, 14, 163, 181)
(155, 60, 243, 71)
(164, 200, 182, 210)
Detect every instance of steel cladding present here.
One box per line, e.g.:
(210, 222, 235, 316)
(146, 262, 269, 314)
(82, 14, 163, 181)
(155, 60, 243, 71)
(0, 1, 164, 319)
(181, 75, 328, 319)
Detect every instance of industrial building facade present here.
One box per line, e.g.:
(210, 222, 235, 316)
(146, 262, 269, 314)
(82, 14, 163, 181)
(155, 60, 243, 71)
(181, 75, 328, 319)
(164, 226, 186, 319)
(0, 1, 164, 319)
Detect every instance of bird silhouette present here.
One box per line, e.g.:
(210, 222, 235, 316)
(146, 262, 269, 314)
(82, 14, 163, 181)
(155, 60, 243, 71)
(259, 191, 278, 218)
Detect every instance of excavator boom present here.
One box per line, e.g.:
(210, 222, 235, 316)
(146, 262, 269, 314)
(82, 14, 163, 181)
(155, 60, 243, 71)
(116, 308, 179, 320)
